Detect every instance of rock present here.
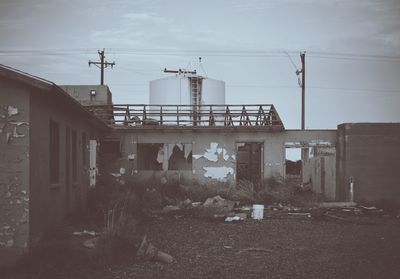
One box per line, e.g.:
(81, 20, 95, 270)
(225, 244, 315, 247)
(162, 205, 181, 213)
(137, 236, 174, 264)
(83, 237, 99, 249)
(203, 195, 235, 211)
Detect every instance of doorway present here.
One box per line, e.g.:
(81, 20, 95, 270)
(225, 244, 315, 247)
(236, 142, 263, 183)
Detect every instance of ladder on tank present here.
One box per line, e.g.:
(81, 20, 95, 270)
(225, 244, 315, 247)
(190, 77, 201, 126)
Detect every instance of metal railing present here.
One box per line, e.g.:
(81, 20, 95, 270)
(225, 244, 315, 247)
(87, 104, 284, 129)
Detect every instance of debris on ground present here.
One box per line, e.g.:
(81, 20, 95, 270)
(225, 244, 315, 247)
(225, 213, 247, 222)
(73, 230, 99, 236)
(82, 237, 99, 249)
(136, 235, 174, 264)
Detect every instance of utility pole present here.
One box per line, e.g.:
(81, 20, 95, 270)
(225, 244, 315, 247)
(88, 49, 115, 85)
(300, 51, 305, 130)
(296, 51, 307, 183)
(296, 51, 306, 130)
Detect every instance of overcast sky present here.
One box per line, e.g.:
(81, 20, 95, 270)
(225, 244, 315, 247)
(1, 0, 400, 130)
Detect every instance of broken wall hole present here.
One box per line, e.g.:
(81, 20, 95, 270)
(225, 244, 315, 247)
(285, 147, 302, 177)
(137, 143, 192, 171)
(236, 142, 263, 183)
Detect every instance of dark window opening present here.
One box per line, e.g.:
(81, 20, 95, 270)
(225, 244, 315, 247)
(49, 120, 60, 184)
(285, 148, 302, 176)
(72, 130, 77, 183)
(168, 144, 192, 170)
(137, 143, 163, 170)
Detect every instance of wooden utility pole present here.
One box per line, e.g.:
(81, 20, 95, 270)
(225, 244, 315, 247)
(88, 49, 115, 85)
(300, 51, 306, 130)
(297, 52, 307, 183)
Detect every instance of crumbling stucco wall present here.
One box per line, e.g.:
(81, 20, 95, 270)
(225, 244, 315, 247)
(0, 82, 30, 266)
(100, 129, 337, 187)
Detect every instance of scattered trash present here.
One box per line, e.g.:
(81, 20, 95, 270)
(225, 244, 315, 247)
(162, 205, 181, 213)
(225, 213, 247, 222)
(251, 204, 264, 220)
(318, 202, 357, 208)
(287, 212, 311, 218)
(191, 202, 202, 207)
(203, 195, 236, 210)
(73, 230, 99, 236)
(136, 235, 174, 264)
(82, 237, 99, 249)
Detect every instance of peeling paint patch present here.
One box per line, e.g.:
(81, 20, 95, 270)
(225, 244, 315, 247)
(128, 154, 136, 161)
(203, 166, 234, 181)
(7, 106, 18, 116)
(193, 142, 220, 162)
(223, 149, 229, 161)
(231, 154, 236, 161)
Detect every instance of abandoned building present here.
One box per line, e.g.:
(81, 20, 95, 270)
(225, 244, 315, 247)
(1, 63, 400, 265)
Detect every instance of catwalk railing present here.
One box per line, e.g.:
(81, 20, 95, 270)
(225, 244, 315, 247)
(87, 104, 284, 129)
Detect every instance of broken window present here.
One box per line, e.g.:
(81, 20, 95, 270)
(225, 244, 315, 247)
(168, 144, 192, 170)
(285, 148, 302, 176)
(49, 120, 60, 184)
(137, 143, 163, 170)
(72, 130, 77, 183)
(137, 143, 192, 170)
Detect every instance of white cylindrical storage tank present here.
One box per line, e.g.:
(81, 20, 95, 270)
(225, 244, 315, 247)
(149, 74, 225, 125)
(200, 78, 225, 126)
(149, 75, 191, 125)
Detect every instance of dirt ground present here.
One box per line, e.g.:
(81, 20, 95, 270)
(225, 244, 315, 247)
(4, 213, 400, 279)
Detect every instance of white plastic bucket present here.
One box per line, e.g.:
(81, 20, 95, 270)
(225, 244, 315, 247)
(252, 204, 264, 220)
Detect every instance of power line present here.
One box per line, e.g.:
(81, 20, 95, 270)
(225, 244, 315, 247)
(2, 48, 400, 62)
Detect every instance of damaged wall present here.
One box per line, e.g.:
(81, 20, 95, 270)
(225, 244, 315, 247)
(0, 81, 30, 266)
(336, 123, 400, 204)
(303, 151, 336, 200)
(99, 129, 336, 187)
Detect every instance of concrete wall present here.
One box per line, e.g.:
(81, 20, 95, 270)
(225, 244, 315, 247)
(0, 78, 30, 265)
(29, 89, 98, 246)
(60, 85, 112, 106)
(336, 123, 400, 204)
(100, 129, 336, 186)
(303, 154, 336, 200)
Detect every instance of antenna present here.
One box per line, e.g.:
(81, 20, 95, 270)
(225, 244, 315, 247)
(163, 68, 197, 74)
(198, 57, 208, 77)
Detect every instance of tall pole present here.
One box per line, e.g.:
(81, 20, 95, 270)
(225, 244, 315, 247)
(88, 49, 115, 85)
(300, 51, 306, 130)
(100, 50, 105, 85)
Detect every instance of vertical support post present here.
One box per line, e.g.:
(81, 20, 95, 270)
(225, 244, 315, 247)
(177, 106, 179, 126)
(89, 140, 98, 187)
(349, 177, 354, 202)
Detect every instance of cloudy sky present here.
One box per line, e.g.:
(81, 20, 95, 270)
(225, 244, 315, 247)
(1, 0, 400, 129)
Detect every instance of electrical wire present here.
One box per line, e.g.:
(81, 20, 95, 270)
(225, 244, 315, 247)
(1, 48, 400, 62)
